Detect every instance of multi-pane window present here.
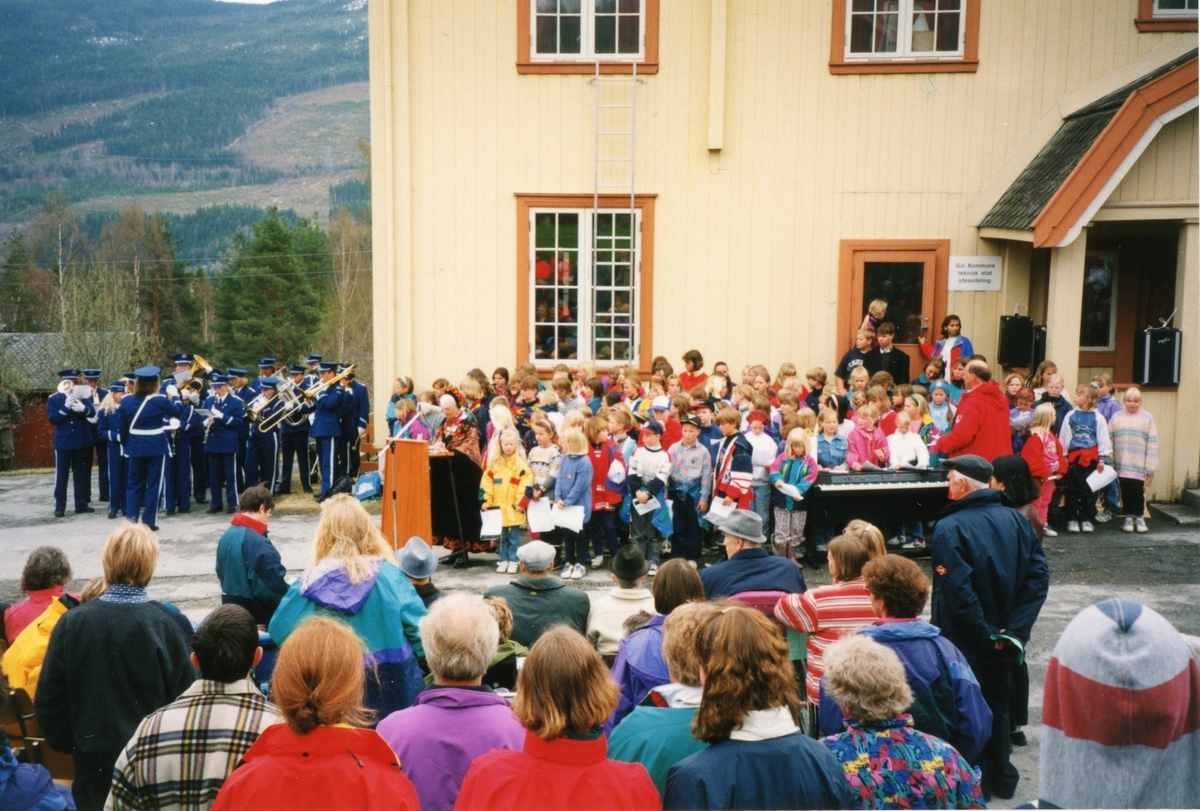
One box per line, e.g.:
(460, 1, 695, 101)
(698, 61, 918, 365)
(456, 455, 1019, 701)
(846, 0, 965, 60)
(533, 0, 644, 61)
(1154, 0, 1198, 15)
(531, 208, 639, 363)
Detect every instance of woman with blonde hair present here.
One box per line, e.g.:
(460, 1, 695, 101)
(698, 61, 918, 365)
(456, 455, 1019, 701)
(455, 626, 660, 811)
(213, 617, 420, 811)
(35, 523, 195, 811)
(268, 495, 426, 717)
(662, 605, 851, 811)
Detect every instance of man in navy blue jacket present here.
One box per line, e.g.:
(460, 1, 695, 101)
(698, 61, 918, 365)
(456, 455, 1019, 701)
(700, 510, 806, 599)
(310, 362, 347, 500)
(931, 454, 1048, 801)
(345, 368, 370, 478)
(48, 369, 95, 517)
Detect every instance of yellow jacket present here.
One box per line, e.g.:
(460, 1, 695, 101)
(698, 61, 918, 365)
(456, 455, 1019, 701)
(480, 451, 533, 527)
(2, 596, 72, 699)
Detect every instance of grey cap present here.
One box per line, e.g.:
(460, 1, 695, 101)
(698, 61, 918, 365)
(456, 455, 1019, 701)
(396, 538, 438, 579)
(721, 509, 767, 544)
(518, 540, 557, 572)
(942, 454, 994, 484)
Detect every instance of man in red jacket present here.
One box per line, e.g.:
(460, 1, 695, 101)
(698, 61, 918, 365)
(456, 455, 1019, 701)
(936, 360, 1012, 462)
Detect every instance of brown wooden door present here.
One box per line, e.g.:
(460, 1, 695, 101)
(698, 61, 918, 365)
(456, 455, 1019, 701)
(838, 240, 950, 383)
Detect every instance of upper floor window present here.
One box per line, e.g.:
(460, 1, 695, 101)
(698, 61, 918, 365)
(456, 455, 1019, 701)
(533, 0, 643, 60)
(517, 0, 660, 74)
(830, 0, 980, 74)
(1136, 0, 1198, 30)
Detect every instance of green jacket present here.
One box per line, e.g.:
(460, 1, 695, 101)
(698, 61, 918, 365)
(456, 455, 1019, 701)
(483, 575, 590, 648)
(0, 387, 20, 431)
(608, 704, 708, 798)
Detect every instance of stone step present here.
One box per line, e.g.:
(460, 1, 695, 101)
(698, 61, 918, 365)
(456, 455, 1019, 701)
(1181, 489, 1200, 511)
(1148, 500, 1200, 526)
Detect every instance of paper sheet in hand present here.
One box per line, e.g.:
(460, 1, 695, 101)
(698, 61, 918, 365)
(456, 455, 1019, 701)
(705, 500, 734, 524)
(526, 498, 555, 534)
(1086, 465, 1118, 492)
(551, 504, 585, 532)
(633, 496, 661, 515)
(776, 482, 803, 501)
(479, 509, 503, 539)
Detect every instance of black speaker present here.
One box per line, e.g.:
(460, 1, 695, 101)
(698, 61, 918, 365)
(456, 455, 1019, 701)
(1135, 328, 1182, 386)
(1032, 325, 1047, 368)
(998, 315, 1035, 368)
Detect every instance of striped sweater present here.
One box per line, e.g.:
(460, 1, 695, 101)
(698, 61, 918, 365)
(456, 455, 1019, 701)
(1108, 408, 1159, 481)
(775, 578, 875, 703)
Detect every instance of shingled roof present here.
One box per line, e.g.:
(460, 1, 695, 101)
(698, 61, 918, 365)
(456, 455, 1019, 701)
(0, 332, 134, 393)
(980, 49, 1198, 232)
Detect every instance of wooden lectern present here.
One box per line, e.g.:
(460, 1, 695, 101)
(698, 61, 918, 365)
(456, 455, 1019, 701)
(380, 439, 431, 550)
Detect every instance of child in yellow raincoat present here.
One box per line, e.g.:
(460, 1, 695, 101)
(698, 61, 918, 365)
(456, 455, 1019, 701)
(481, 428, 533, 574)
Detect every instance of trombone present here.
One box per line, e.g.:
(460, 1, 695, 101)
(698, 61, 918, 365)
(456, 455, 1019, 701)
(257, 379, 306, 433)
(175, 355, 213, 396)
(301, 364, 354, 401)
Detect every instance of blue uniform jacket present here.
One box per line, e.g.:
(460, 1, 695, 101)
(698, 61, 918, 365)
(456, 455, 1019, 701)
(202, 393, 246, 454)
(281, 397, 313, 436)
(664, 732, 853, 811)
(176, 402, 202, 438)
(930, 488, 1049, 660)
(97, 408, 122, 445)
(337, 383, 358, 442)
(350, 380, 370, 433)
(120, 394, 183, 457)
(232, 387, 252, 441)
(817, 619, 993, 761)
(47, 392, 95, 451)
(310, 385, 347, 439)
(700, 547, 807, 600)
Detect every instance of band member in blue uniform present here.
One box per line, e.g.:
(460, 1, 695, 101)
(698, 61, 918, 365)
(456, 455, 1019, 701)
(278, 365, 314, 494)
(311, 361, 347, 500)
(96, 381, 127, 519)
(163, 354, 212, 506)
(334, 363, 357, 480)
(164, 373, 202, 515)
(249, 377, 284, 493)
(302, 354, 323, 391)
(48, 369, 95, 517)
(227, 367, 250, 492)
(203, 373, 246, 513)
(119, 366, 183, 530)
(81, 368, 104, 503)
(243, 358, 276, 486)
(345, 367, 370, 478)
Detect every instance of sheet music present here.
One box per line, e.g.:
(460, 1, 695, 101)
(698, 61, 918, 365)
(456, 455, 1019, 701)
(633, 496, 661, 515)
(526, 498, 555, 534)
(551, 504, 585, 532)
(479, 508, 502, 539)
(705, 500, 734, 523)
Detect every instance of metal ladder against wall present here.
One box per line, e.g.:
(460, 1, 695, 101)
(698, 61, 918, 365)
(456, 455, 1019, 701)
(589, 59, 643, 362)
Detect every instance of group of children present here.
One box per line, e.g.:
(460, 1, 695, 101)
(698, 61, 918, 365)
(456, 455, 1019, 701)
(385, 326, 1161, 575)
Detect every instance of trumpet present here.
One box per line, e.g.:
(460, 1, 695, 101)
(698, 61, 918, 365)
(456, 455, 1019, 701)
(175, 355, 213, 396)
(301, 365, 354, 401)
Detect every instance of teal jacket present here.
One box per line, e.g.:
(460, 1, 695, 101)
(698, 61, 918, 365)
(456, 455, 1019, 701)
(215, 518, 288, 625)
(608, 701, 707, 798)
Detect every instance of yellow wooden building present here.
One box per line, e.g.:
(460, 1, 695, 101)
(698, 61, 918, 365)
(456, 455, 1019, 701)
(368, 0, 1198, 500)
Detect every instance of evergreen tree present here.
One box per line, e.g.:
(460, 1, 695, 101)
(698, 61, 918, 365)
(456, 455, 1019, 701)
(0, 230, 48, 333)
(214, 209, 321, 368)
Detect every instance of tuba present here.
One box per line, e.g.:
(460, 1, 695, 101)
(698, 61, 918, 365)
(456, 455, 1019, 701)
(176, 355, 213, 396)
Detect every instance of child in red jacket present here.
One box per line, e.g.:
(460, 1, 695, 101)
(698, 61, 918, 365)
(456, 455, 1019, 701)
(1021, 403, 1067, 536)
(583, 416, 623, 568)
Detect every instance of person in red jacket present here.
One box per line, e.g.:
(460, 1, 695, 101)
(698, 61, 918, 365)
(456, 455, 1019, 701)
(212, 617, 420, 811)
(936, 361, 1012, 463)
(454, 625, 661, 811)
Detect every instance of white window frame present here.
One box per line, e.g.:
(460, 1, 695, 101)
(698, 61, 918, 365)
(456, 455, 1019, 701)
(843, 0, 966, 62)
(1153, 0, 1198, 17)
(528, 207, 642, 366)
(529, 0, 646, 63)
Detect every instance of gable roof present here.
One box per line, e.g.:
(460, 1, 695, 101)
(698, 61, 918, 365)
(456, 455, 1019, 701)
(980, 49, 1198, 247)
(0, 332, 134, 393)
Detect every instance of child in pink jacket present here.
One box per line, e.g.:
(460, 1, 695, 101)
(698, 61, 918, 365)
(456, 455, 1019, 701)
(846, 404, 889, 471)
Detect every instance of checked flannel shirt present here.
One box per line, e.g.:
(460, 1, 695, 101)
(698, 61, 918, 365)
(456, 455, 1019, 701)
(106, 678, 283, 811)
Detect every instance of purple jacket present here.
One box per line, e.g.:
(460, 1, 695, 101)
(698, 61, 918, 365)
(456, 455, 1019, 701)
(605, 613, 670, 734)
(376, 686, 525, 811)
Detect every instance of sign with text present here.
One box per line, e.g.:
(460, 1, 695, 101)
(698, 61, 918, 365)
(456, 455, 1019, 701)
(948, 255, 1002, 291)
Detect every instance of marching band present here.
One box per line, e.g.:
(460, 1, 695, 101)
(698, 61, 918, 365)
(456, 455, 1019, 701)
(46, 352, 364, 525)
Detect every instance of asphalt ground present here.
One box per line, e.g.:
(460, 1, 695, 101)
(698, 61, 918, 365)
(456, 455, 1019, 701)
(2, 469, 1197, 808)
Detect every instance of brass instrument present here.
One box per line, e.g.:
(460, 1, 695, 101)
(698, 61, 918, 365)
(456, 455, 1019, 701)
(301, 365, 354, 401)
(257, 379, 305, 433)
(175, 355, 213, 396)
(244, 393, 272, 421)
(56, 379, 75, 395)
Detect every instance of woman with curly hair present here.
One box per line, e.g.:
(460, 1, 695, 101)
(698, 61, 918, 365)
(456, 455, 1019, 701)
(268, 495, 426, 718)
(663, 605, 851, 811)
(213, 617, 420, 811)
(432, 386, 482, 468)
(4, 546, 73, 642)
